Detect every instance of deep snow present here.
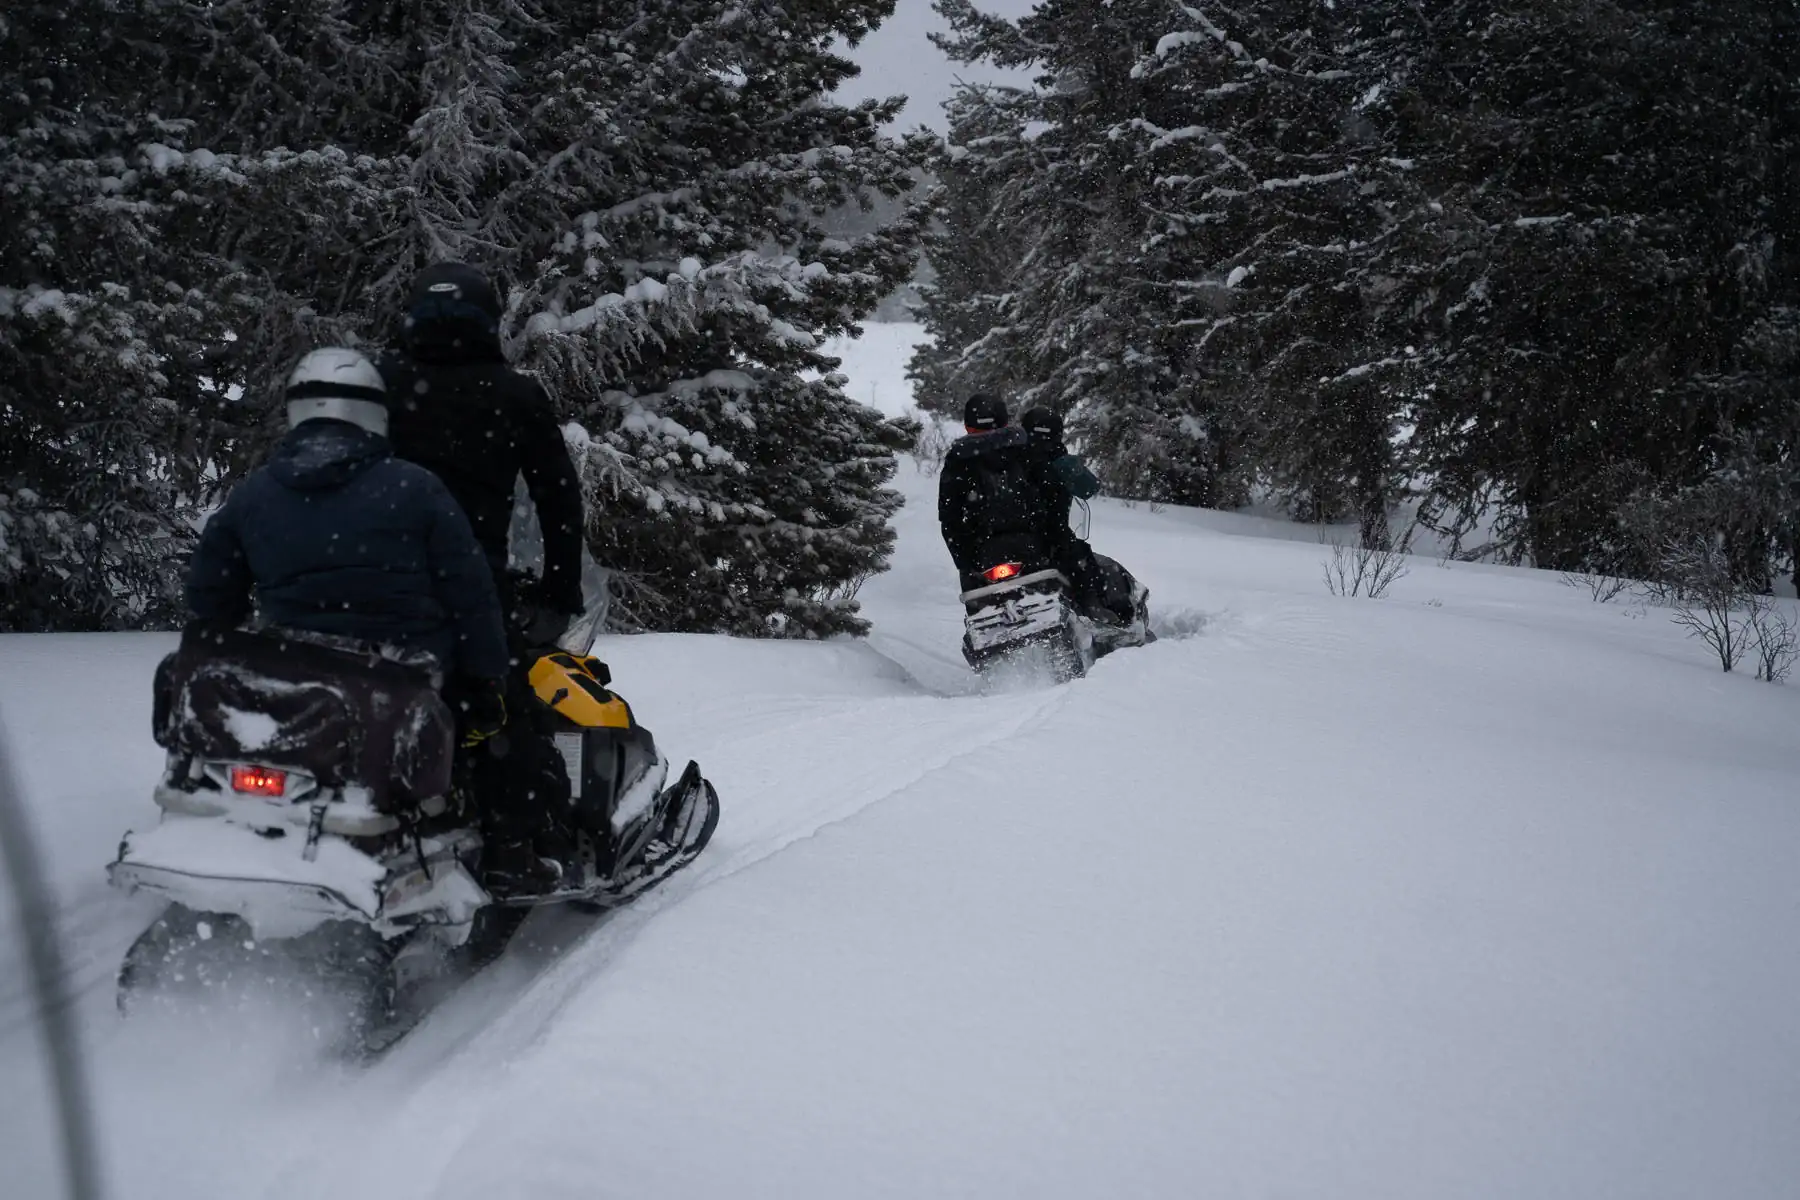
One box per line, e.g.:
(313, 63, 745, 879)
(818, 319, 926, 418)
(4, 330, 1800, 1199)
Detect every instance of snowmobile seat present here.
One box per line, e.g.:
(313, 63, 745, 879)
(155, 623, 454, 810)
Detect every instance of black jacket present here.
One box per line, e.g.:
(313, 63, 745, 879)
(938, 427, 1043, 572)
(186, 422, 510, 678)
(377, 271, 585, 615)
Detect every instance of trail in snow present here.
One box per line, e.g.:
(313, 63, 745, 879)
(0, 482, 1092, 1199)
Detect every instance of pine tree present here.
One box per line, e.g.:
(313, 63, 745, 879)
(1357, 1, 1800, 574)
(907, 85, 1037, 420)
(4, 0, 927, 636)
(511, 2, 929, 635)
(921, 0, 1412, 518)
(926, 0, 1254, 506)
(1115, 0, 1415, 530)
(0, 4, 245, 630)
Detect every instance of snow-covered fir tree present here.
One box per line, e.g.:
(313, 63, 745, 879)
(1107, 0, 1415, 531)
(511, 2, 929, 635)
(0, 4, 247, 631)
(921, 0, 1796, 570)
(3, 0, 927, 636)
(926, 0, 1253, 507)
(1356, 0, 1800, 575)
(906, 85, 1037, 419)
(920, 1, 1414, 521)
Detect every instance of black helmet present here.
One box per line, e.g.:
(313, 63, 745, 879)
(403, 262, 504, 359)
(1020, 407, 1064, 443)
(963, 393, 1007, 431)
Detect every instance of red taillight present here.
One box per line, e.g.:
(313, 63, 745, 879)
(230, 765, 287, 797)
(982, 562, 1022, 583)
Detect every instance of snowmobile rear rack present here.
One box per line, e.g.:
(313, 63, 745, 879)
(958, 568, 1069, 603)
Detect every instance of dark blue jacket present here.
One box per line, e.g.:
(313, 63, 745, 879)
(186, 421, 510, 679)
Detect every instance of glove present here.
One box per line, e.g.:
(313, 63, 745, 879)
(450, 676, 507, 747)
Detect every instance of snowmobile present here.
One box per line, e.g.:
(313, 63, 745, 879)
(107, 604, 719, 1054)
(959, 501, 1152, 682)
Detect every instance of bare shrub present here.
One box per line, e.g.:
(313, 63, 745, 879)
(1670, 596, 1755, 673)
(1650, 536, 1800, 678)
(1636, 536, 1721, 608)
(1663, 536, 1755, 672)
(912, 412, 952, 476)
(815, 570, 874, 605)
(1322, 529, 1413, 599)
(1745, 598, 1800, 683)
(1560, 570, 1633, 603)
(1635, 574, 1692, 608)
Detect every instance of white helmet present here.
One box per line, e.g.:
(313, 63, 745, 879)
(285, 348, 390, 437)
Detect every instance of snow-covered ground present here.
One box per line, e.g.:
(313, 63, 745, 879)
(4, 329, 1800, 1199)
(820, 319, 927, 418)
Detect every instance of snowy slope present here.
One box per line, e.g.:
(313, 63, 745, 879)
(819, 319, 927, 418)
(5, 332, 1800, 1199)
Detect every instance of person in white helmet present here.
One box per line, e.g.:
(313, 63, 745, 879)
(186, 347, 510, 687)
(184, 352, 573, 882)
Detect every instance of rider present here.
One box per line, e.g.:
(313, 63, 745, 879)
(1017, 406, 1137, 623)
(937, 393, 1042, 591)
(376, 261, 588, 896)
(186, 346, 510, 723)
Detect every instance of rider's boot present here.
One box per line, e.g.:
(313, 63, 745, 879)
(482, 833, 565, 898)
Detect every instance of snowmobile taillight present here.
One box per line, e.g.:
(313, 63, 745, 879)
(230, 765, 287, 797)
(983, 562, 1023, 583)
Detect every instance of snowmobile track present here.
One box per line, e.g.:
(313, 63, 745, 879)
(374, 684, 1075, 1073)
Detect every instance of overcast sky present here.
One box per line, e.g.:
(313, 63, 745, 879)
(831, 0, 1038, 132)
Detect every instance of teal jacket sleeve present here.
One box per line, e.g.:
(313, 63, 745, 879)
(1050, 454, 1100, 500)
